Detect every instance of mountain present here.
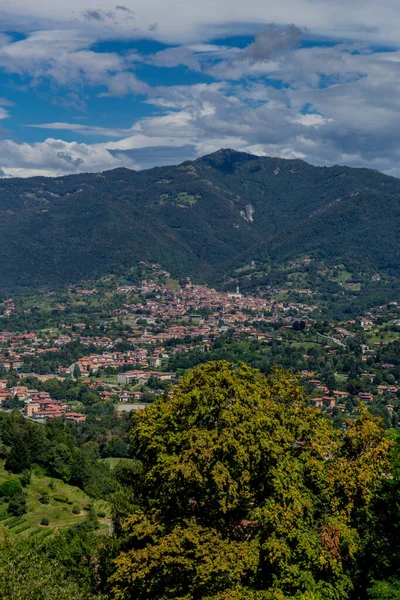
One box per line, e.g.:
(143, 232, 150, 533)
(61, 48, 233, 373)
(0, 149, 399, 291)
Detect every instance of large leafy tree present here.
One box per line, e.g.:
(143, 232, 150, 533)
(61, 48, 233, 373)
(110, 361, 390, 600)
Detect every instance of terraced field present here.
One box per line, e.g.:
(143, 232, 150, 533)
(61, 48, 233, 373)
(0, 462, 110, 539)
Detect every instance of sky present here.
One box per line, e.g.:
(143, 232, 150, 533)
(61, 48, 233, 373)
(1, 1, 400, 177)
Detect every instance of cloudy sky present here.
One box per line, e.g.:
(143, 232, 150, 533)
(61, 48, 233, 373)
(1, 0, 400, 177)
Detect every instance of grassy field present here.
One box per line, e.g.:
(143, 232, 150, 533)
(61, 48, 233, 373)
(0, 462, 110, 539)
(100, 457, 136, 469)
(166, 278, 180, 291)
(336, 270, 352, 283)
(367, 324, 400, 345)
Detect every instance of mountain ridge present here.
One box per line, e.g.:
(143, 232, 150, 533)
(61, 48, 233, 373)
(0, 149, 398, 291)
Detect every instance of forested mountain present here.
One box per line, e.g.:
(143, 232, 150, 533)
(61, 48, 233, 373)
(0, 149, 399, 290)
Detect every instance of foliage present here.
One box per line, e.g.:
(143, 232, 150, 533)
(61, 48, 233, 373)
(0, 411, 116, 498)
(110, 361, 391, 600)
(368, 579, 400, 599)
(39, 492, 49, 504)
(7, 492, 27, 516)
(19, 469, 31, 487)
(0, 534, 105, 600)
(0, 478, 23, 499)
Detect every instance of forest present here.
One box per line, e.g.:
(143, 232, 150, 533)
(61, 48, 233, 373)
(0, 150, 399, 295)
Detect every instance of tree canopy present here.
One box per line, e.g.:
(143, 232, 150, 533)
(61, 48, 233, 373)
(110, 361, 391, 600)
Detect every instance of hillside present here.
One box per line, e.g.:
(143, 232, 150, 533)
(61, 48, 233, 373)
(0, 149, 399, 290)
(0, 462, 110, 539)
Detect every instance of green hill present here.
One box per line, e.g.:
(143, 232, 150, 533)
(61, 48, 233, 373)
(0, 462, 110, 539)
(0, 149, 399, 290)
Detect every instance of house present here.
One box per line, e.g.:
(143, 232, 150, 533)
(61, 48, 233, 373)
(323, 396, 336, 409)
(310, 398, 323, 409)
(149, 356, 161, 368)
(117, 370, 145, 384)
(358, 392, 373, 402)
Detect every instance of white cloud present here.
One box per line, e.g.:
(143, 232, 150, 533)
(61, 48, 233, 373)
(26, 122, 132, 137)
(290, 114, 333, 127)
(0, 138, 138, 177)
(0, 29, 147, 95)
(2, 2, 400, 176)
(1, 0, 400, 45)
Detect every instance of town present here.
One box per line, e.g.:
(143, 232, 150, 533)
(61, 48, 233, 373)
(0, 261, 398, 428)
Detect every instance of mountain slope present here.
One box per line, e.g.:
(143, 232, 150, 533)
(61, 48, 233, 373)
(0, 149, 399, 290)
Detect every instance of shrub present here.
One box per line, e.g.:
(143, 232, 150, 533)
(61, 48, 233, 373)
(87, 506, 99, 530)
(72, 505, 80, 515)
(12, 523, 30, 534)
(52, 494, 69, 503)
(39, 492, 49, 505)
(7, 517, 25, 529)
(7, 493, 27, 517)
(97, 511, 106, 518)
(19, 470, 31, 487)
(5, 516, 24, 528)
(31, 464, 46, 477)
(40, 516, 49, 526)
(0, 479, 23, 499)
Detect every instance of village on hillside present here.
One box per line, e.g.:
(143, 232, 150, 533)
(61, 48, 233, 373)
(0, 262, 398, 426)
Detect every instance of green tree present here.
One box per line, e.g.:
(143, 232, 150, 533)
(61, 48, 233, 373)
(110, 361, 390, 600)
(39, 492, 50, 505)
(0, 479, 23, 499)
(19, 470, 31, 487)
(7, 492, 27, 516)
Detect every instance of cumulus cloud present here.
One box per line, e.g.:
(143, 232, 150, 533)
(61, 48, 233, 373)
(0, 138, 138, 177)
(0, 29, 147, 96)
(237, 24, 302, 63)
(207, 25, 302, 79)
(16, 38, 400, 179)
(2, 2, 400, 177)
(148, 44, 235, 71)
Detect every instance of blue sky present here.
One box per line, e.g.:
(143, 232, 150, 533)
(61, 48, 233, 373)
(1, 1, 400, 177)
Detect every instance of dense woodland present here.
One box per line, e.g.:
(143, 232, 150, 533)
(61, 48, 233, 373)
(0, 150, 399, 293)
(0, 363, 400, 599)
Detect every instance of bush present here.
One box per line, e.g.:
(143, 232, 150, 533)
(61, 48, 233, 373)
(0, 479, 23, 499)
(7, 517, 25, 529)
(39, 492, 49, 505)
(7, 493, 27, 517)
(83, 504, 92, 511)
(5, 516, 24, 528)
(52, 494, 69, 503)
(19, 470, 31, 487)
(97, 510, 106, 518)
(72, 505, 80, 515)
(40, 516, 49, 526)
(87, 506, 99, 530)
(31, 464, 46, 477)
(12, 522, 30, 534)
